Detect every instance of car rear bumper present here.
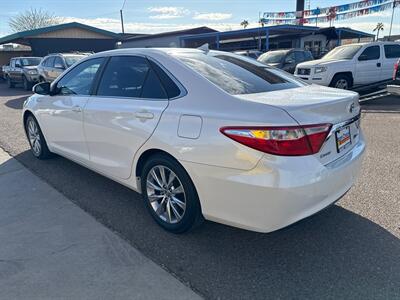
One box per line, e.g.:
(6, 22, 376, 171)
(181, 134, 365, 233)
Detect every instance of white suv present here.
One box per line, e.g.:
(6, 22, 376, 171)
(295, 41, 400, 89)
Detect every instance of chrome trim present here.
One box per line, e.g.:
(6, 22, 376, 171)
(327, 113, 361, 139)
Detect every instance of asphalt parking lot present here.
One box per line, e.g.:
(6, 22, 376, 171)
(0, 82, 399, 299)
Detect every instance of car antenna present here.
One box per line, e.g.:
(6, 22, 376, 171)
(197, 43, 210, 53)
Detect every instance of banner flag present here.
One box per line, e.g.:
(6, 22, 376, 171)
(262, 0, 393, 25)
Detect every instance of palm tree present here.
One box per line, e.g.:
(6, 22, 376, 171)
(373, 22, 384, 40)
(240, 20, 249, 29)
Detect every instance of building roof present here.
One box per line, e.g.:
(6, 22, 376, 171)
(0, 22, 121, 45)
(180, 24, 374, 43)
(122, 26, 218, 42)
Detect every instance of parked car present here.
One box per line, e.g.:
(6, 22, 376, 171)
(233, 50, 263, 59)
(295, 41, 400, 89)
(4, 57, 42, 90)
(37, 53, 89, 82)
(386, 58, 400, 95)
(23, 48, 365, 233)
(257, 49, 314, 73)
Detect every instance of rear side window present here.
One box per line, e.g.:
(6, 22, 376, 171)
(149, 60, 181, 98)
(358, 46, 380, 61)
(97, 56, 167, 99)
(384, 44, 400, 58)
(172, 52, 304, 95)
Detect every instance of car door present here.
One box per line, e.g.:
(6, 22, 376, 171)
(8, 59, 16, 80)
(382, 44, 400, 81)
(83, 55, 170, 179)
(53, 56, 66, 80)
(44, 56, 55, 81)
(36, 57, 105, 162)
(355, 45, 382, 85)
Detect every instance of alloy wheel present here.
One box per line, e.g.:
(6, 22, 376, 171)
(335, 79, 349, 89)
(146, 165, 186, 224)
(27, 119, 41, 156)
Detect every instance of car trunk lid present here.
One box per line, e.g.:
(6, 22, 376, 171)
(235, 85, 361, 165)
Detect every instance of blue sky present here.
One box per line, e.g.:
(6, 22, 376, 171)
(0, 0, 398, 36)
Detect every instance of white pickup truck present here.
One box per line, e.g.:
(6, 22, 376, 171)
(295, 41, 400, 90)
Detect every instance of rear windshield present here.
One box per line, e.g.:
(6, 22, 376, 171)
(21, 58, 41, 66)
(172, 51, 305, 95)
(64, 55, 86, 67)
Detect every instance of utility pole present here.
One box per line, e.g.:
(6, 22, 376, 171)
(120, 9, 125, 34)
(389, 0, 397, 39)
(120, 0, 127, 34)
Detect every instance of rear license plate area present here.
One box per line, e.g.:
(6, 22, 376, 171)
(335, 126, 352, 153)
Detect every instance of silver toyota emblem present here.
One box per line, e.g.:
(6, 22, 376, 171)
(348, 103, 355, 113)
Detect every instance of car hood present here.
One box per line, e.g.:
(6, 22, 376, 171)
(297, 59, 352, 68)
(235, 84, 360, 125)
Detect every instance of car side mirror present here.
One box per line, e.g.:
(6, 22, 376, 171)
(358, 54, 368, 61)
(15, 63, 21, 68)
(285, 59, 295, 65)
(33, 82, 51, 95)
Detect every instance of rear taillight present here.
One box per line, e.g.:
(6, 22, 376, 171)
(220, 124, 332, 156)
(393, 60, 399, 80)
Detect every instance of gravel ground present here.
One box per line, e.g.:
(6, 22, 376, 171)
(0, 82, 399, 299)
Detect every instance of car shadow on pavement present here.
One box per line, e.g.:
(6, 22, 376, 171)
(11, 149, 400, 300)
(5, 96, 30, 110)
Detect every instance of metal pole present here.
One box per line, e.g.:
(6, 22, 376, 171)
(120, 9, 125, 34)
(389, 0, 396, 39)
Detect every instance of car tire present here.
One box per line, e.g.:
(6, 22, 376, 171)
(23, 76, 31, 91)
(330, 74, 352, 90)
(25, 115, 52, 159)
(7, 76, 14, 88)
(141, 153, 204, 233)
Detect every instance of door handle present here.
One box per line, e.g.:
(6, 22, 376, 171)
(135, 111, 154, 120)
(71, 105, 82, 112)
(377, 62, 381, 67)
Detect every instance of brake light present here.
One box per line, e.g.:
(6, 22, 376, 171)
(393, 60, 399, 80)
(220, 124, 332, 156)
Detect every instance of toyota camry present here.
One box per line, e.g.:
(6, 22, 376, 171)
(23, 48, 365, 233)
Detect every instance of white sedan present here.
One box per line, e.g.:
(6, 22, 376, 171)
(23, 48, 365, 233)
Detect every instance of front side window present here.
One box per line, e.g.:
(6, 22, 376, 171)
(97, 56, 167, 99)
(384, 44, 400, 58)
(56, 58, 103, 95)
(294, 51, 305, 63)
(358, 46, 380, 61)
(54, 57, 64, 68)
(45, 57, 55, 67)
(172, 51, 304, 95)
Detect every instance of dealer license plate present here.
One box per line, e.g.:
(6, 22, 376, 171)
(335, 126, 352, 153)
